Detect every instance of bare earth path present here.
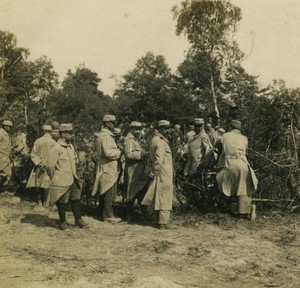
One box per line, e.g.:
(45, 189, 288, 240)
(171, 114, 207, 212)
(0, 192, 299, 288)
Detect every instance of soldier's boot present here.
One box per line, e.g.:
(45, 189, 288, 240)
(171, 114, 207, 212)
(126, 202, 134, 224)
(57, 203, 69, 230)
(140, 205, 151, 224)
(36, 188, 42, 206)
(0, 176, 7, 193)
(71, 200, 88, 228)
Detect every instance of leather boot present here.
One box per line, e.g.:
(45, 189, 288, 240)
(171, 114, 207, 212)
(57, 203, 69, 230)
(0, 176, 7, 193)
(140, 205, 151, 223)
(71, 200, 88, 228)
(126, 202, 134, 223)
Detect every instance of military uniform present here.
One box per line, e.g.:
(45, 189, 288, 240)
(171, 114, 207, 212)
(142, 121, 173, 227)
(47, 123, 87, 230)
(124, 124, 149, 222)
(27, 127, 56, 205)
(216, 121, 258, 217)
(92, 115, 121, 222)
(184, 128, 212, 176)
(0, 121, 13, 192)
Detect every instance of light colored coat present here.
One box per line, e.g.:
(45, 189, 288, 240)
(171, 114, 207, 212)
(26, 133, 56, 188)
(216, 129, 258, 197)
(124, 132, 148, 201)
(47, 139, 80, 187)
(0, 128, 12, 177)
(184, 129, 212, 176)
(92, 128, 121, 196)
(142, 132, 173, 211)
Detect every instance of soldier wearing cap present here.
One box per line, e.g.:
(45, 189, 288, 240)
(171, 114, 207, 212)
(216, 120, 258, 219)
(124, 121, 149, 223)
(0, 120, 13, 192)
(210, 126, 226, 147)
(184, 118, 212, 176)
(47, 123, 88, 230)
(92, 115, 122, 223)
(205, 123, 215, 144)
(142, 120, 175, 229)
(50, 121, 60, 141)
(26, 124, 56, 205)
(186, 124, 195, 142)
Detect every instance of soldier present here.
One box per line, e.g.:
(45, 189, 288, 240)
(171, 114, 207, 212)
(142, 120, 175, 230)
(216, 120, 258, 219)
(205, 123, 215, 144)
(92, 115, 122, 223)
(124, 121, 149, 223)
(0, 120, 13, 193)
(50, 121, 60, 141)
(184, 118, 212, 177)
(186, 124, 195, 142)
(26, 124, 56, 205)
(47, 123, 88, 230)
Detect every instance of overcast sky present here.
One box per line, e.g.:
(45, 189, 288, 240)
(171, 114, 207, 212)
(0, 0, 300, 95)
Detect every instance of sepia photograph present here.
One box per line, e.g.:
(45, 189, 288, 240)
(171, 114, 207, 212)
(0, 0, 299, 287)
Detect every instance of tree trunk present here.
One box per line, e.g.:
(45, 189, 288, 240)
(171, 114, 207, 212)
(24, 103, 28, 125)
(210, 74, 220, 124)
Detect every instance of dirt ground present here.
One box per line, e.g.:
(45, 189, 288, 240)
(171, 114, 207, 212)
(0, 192, 299, 288)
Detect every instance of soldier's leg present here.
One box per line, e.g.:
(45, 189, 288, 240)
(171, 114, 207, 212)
(102, 182, 121, 223)
(36, 188, 42, 205)
(98, 194, 105, 220)
(158, 210, 170, 225)
(238, 195, 252, 219)
(136, 181, 150, 222)
(56, 189, 70, 230)
(103, 185, 114, 219)
(56, 201, 68, 230)
(69, 181, 88, 228)
(0, 175, 7, 193)
(126, 200, 135, 223)
(41, 188, 49, 206)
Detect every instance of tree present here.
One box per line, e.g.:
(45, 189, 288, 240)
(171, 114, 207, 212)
(49, 65, 115, 145)
(114, 52, 173, 122)
(115, 51, 198, 123)
(173, 0, 242, 123)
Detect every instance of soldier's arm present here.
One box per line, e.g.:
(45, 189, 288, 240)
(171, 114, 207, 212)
(151, 138, 165, 178)
(46, 145, 59, 179)
(30, 141, 42, 166)
(101, 136, 121, 160)
(202, 136, 212, 155)
(124, 138, 143, 160)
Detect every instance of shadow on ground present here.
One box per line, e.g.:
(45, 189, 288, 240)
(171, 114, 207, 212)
(21, 213, 57, 228)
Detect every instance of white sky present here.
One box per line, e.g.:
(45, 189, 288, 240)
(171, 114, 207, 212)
(0, 0, 300, 95)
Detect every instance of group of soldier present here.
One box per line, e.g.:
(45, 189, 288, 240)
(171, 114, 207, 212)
(0, 115, 258, 230)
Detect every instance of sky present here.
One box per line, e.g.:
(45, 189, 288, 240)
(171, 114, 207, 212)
(0, 0, 300, 95)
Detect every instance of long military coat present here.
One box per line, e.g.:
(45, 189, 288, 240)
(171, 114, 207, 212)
(46, 139, 82, 205)
(216, 129, 258, 197)
(184, 129, 212, 176)
(26, 133, 56, 189)
(142, 132, 173, 211)
(0, 128, 12, 177)
(92, 128, 121, 196)
(124, 132, 148, 201)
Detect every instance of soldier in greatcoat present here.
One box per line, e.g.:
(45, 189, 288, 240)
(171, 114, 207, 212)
(124, 121, 149, 223)
(26, 124, 56, 205)
(92, 115, 122, 223)
(0, 120, 13, 193)
(47, 123, 88, 230)
(216, 120, 258, 219)
(142, 120, 175, 230)
(184, 118, 212, 177)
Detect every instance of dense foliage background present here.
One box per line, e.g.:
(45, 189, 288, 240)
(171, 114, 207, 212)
(1, 0, 299, 209)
